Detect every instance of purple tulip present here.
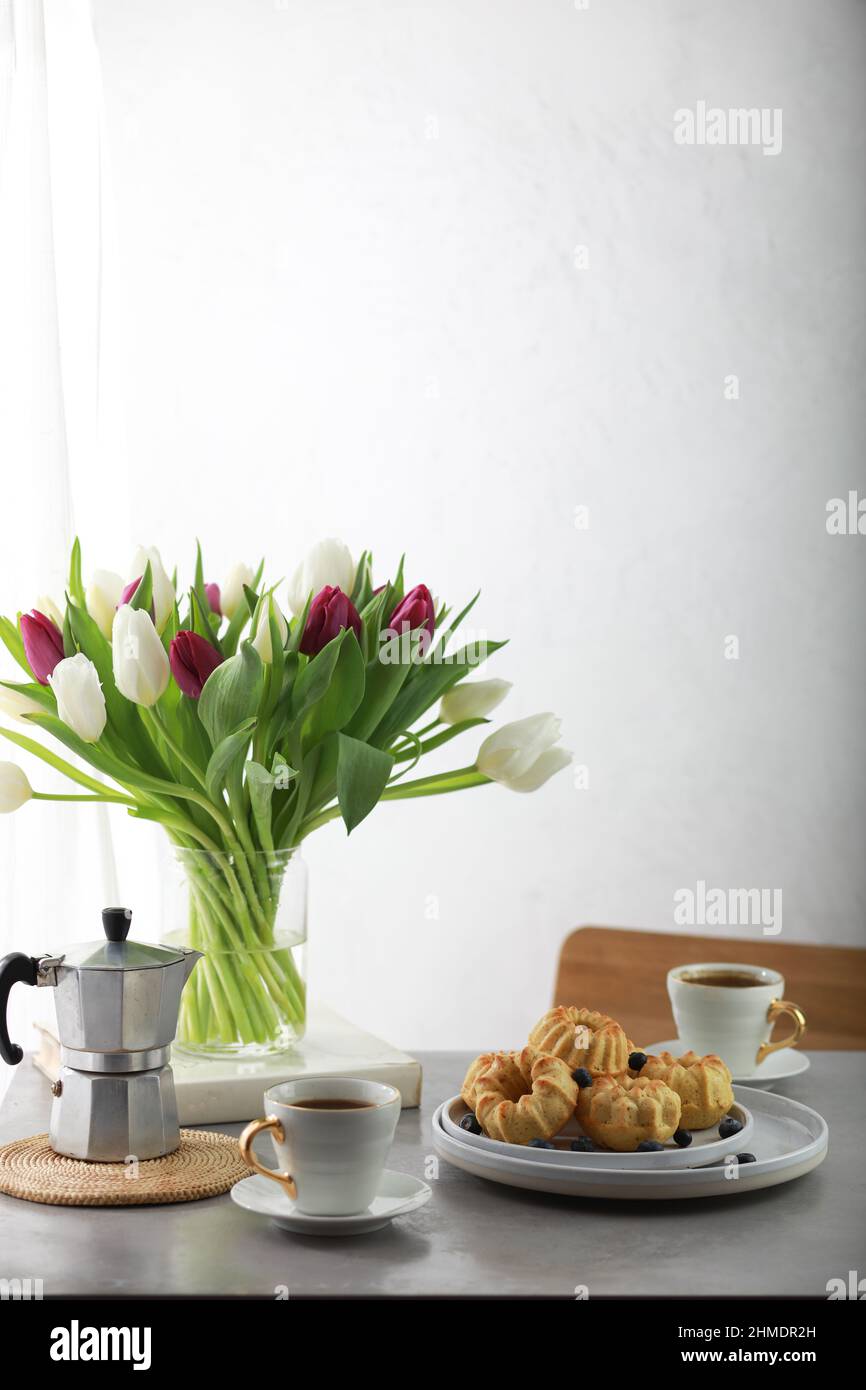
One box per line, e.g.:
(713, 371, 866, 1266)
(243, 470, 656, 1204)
(204, 582, 222, 617)
(387, 584, 435, 638)
(169, 630, 223, 699)
(300, 586, 362, 657)
(20, 610, 65, 685)
(117, 575, 155, 622)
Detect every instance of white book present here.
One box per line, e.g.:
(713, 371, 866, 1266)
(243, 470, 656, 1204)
(31, 1003, 422, 1124)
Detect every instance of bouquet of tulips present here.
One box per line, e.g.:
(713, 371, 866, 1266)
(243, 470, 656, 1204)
(0, 537, 570, 1052)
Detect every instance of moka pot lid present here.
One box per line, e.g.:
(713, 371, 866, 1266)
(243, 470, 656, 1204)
(56, 908, 186, 972)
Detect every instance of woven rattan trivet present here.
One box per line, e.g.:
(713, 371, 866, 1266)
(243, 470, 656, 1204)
(0, 1130, 248, 1207)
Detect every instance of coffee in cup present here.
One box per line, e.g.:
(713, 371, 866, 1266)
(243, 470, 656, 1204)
(667, 962, 806, 1075)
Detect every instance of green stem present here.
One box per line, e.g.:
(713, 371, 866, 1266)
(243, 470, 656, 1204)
(32, 791, 136, 804)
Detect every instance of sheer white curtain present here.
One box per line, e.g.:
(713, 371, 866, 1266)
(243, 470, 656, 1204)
(0, 0, 136, 1094)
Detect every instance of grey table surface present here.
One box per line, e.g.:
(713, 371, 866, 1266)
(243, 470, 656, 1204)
(1, 1051, 863, 1298)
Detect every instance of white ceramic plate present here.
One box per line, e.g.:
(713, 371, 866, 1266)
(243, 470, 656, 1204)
(646, 1039, 811, 1089)
(230, 1169, 432, 1236)
(432, 1085, 828, 1200)
(442, 1094, 753, 1169)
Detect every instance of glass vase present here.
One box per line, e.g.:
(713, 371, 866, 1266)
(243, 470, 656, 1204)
(167, 847, 307, 1059)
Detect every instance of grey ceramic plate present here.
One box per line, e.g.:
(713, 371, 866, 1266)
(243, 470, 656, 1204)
(432, 1085, 828, 1200)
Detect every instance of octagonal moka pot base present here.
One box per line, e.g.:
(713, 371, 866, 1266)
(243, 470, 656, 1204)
(49, 1063, 181, 1162)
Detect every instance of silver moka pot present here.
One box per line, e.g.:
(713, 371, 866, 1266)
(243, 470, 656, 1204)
(0, 908, 202, 1161)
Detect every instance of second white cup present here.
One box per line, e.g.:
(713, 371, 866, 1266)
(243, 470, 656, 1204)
(239, 1076, 401, 1215)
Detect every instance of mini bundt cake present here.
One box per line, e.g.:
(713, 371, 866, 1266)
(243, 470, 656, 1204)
(461, 1051, 514, 1110)
(576, 1074, 682, 1152)
(472, 1046, 578, 1144)
(636, 1051, 734, 1130)
(528, 1006, 631, 1077)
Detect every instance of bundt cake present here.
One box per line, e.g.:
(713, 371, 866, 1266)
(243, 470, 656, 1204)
(471, 1046, 578, 1144)
(461, 1051, 514, 1110)
(576, 1074, 682, 1152)
(528, 1006, 631, 1077)
(636, 1051, 734, 1130)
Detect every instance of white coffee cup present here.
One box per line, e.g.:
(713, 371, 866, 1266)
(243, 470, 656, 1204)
(667, 961, 806, 1076)
(238, 1076, 401, 1215)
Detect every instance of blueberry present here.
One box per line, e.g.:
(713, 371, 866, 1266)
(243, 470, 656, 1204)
(628, 1051, 648, 1071)
(718, 1116, 743, 1140)
(459, 1113, 482, 1135)
(636, 1140, 665, 1152)
(736, 1152, 757, 1164)
(673, 1128, 692, 1148)
(529, 1138, 555, 1149)
(570, 1137, 595, 1153)
(572, 1067, 593, 1088)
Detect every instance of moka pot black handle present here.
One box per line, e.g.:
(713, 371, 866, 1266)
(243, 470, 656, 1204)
(0, 953, 41, 1065)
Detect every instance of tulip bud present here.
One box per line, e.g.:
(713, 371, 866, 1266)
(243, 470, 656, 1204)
(37, 595, 64, 630)
(476, 713, 571, 793)
(112, 605, 170, 707)
(129, 546, 175, 632)
(387, 584, 435, 639)
(0, 762, 32, 813)
(20, 610, 65, 685)
(300, 586, 362, 657)
(287, 539, 355, 615)
(0, 683, 44, 722)
(86, 570, 124, 638)
(204, 582, 222, 617)
(117, 575, 156, 625)
(251, 599, 288, 664)
(48, 653, 107, 743)
(170, 630, 224, 699)
(222, 562, 254, 620)
(440, 678, 512, 725)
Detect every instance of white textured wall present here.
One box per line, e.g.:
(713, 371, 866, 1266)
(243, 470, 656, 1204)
(2, 0, 864, 1066)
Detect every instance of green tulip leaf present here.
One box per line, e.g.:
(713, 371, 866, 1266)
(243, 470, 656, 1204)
(129, 560, 153, 615)
(335, 733, 394, 834)
(344, 653, 412, 743)
(290, 630, 346, 725)
(68, 537, 85, 608)
(205, 718, 256, 800)
(0, 616, 29, 675)
(372, 638, 507, 746)
(198, 640, 264, 748)
(0, 678, 55, 713)
(302, 628, 365, 748)
(194, 539, 205, 593)
(190, 585, 222, 654)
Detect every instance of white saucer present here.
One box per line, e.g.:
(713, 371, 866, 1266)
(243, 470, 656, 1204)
(646, 1040, 811, 1089)
(230, 1169, 432, 1236)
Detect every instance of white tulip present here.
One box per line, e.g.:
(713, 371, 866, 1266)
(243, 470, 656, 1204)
(476, 713, 572, 793)
(287, 538, 354, 615)
(112, 605, 170, 707)
(222, 562, 255, 621)
(440, 678, 512, 725)
(251, 599, 288, 664)
(48, 653, 107, 744)
(37, 594, 64, 630)
(0, 762, 32, 813)
(0, 684, 44, 722)
(129, 545, 175, 633)
(86, 569, 125, 639)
